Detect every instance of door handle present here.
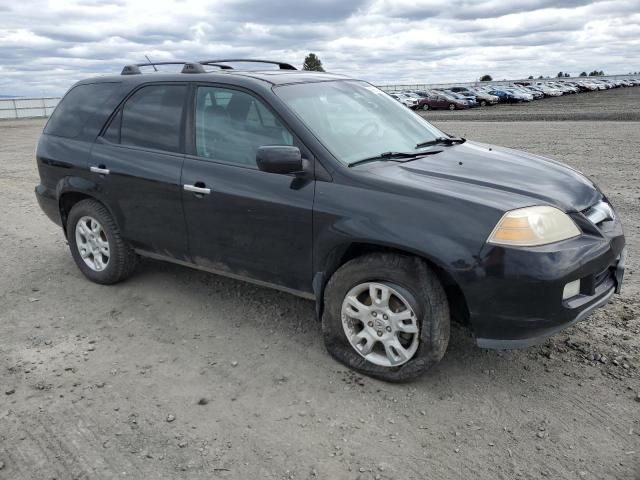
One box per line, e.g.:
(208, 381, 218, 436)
(90, 165, 110, 175)
(184, 184, 211, 195)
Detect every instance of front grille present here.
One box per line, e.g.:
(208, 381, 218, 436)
(582, 200, 615, 227)
(580, 262, 615, 297)
(593, 267, 611, 289)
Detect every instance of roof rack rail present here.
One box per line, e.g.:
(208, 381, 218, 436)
(200, 63, 234, 70)
(198, 59, 297, 70)
(121, 61, 208, 75)
(120, 58, 297, 76)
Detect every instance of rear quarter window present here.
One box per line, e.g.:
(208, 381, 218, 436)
(44, 83, 121, 140)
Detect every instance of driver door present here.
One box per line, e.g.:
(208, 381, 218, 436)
(181, 85, 315, 293)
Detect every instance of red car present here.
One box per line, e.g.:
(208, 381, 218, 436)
(415, 91, 468, 110)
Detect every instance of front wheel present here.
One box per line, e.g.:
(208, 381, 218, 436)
(67, 199, 138, 284)
(322, 253, 450, 382)
(448, 103, 456, 110)
(422, 104, 430, 111)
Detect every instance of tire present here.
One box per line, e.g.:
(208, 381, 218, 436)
(322, 253, 450, 382)
(480, 100, 487, 107)
(448, 104, 455, 110)
(66, 199, 138, 284)
(421, 104, 430, 111)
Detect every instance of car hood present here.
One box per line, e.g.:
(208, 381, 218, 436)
(373, 141, 601, 212)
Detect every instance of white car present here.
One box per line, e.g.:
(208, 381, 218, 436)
(520, 86, 544, 99)
(399, 92, 421, 109)
(535, 83, 563, 96)
(548, 82, 577, 94)
(390, 93, 419, 109)
(576, 81, 599, 91)
(510, 85, 540, 100)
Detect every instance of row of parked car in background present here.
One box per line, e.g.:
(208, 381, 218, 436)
(389, 78, 640, 110)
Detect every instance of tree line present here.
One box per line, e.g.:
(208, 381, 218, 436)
(480, 69, 640, 81)
(300, 56, 638, 81)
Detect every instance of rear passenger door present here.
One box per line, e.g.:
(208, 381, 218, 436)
(90, 83, 189, 257)
(181, 85, 314, 293)
(434, 96, 448, 108)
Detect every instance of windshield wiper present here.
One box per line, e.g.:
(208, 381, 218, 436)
(415, 136, 466, 149)
(348, 150, 440, 168)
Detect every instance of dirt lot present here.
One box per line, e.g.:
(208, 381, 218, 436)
(1, 106, 639, 479)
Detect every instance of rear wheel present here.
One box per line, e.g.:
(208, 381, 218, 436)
(67, 199, 138, 284)
(421, 104, 430, 111)
(480, 100, 487, 106)
(322, 253, 450, 382)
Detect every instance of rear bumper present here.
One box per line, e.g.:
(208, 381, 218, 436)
(465, 217, 625, 349)
(35, 184, 62, 227)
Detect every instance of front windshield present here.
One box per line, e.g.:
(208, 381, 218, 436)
(274, 81, 445, 165)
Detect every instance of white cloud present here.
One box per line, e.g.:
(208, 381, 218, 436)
(0, 0, 639, 95)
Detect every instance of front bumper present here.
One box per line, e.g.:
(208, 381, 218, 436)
(466, 214, 625, 349)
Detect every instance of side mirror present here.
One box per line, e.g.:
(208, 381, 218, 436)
(256, 145, 303, 175)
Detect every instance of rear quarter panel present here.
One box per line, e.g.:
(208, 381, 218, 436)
(37, 134, 92, 190)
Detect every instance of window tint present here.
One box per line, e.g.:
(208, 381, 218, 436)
(44, 83, 120, 140)
(118, 84, 186, 153)
(195, 86, 293, 166)
(103, 109, 121, 144)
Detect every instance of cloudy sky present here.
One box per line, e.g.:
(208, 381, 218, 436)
(1, 0, 639, 96)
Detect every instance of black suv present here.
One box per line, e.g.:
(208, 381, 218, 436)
(36, 60, 625, 381)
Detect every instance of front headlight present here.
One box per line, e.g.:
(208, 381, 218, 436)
(487, 206, 581, 247)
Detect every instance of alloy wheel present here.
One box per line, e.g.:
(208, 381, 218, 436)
(75, 216, 110, 271)
(341, 282, 419, 367)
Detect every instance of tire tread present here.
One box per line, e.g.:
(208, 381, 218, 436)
(67, 199, 138, 284)
(322, 253, 450, 382)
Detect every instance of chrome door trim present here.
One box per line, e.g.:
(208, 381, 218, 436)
(183, 184, 211, 195)
(90, 166, 110, 175)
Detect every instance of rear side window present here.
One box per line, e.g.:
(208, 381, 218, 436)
(44, 83, 121, 140)
(105, 84, 186, 153)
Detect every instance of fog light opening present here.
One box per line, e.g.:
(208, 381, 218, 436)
(563, 280, 581, 300)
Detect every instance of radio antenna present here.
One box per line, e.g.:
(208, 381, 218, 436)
(144, 55, 158, 72)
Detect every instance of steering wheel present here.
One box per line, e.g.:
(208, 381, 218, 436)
(356, 121, 380, 138)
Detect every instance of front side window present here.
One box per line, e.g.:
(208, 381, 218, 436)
(195, 86, 293, 167)
(274, 81, 445, 166)
(106, 84, 187, 153)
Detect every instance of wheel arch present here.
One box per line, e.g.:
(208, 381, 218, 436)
(314, 241, 470, 327)
(56, 177, 119, 236)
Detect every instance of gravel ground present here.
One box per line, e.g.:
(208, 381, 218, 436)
(0, 117, 639, 480)
(419, 85, 640, 121)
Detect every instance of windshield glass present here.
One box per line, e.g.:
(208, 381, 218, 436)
(274, 81, 445, 165)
